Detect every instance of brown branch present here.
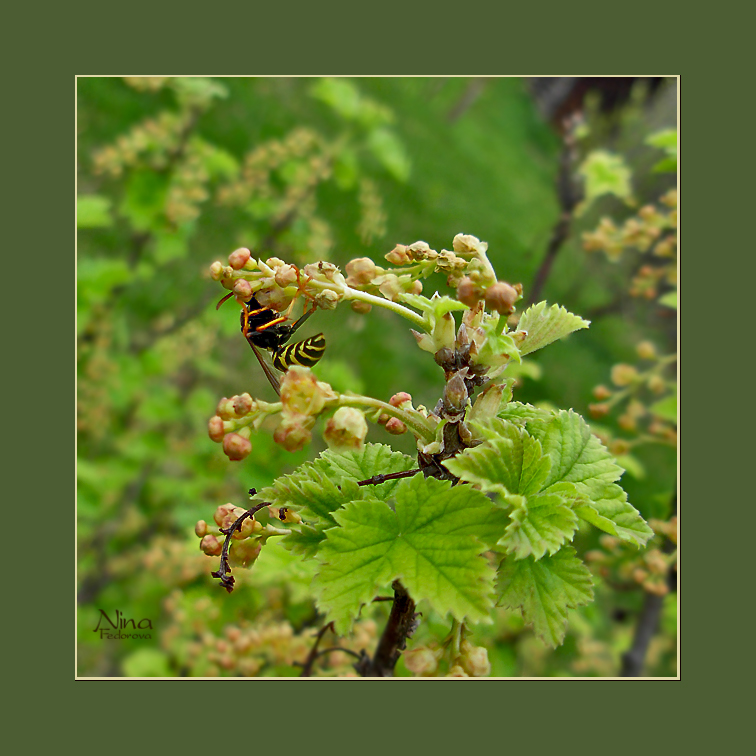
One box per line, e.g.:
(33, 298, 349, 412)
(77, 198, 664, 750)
(355, 580, 419, 677)
(620, 493, 677, 677)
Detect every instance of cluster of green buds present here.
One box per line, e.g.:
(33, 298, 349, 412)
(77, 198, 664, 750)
(589, 340, 677, 448)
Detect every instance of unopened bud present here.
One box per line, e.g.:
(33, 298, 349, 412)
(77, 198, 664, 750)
(280, 366, 333, 417)
(452, 233, 487, 256)
(443, 372, 468, 413)
(385, 244, 410, 266)
(274, 264, 299, 288)
(233, 393, 254, 416)
(210, 261, 224, 280)
(208, 415, 226, 442)
(273, 417, 314, 452)
(589, 403, 610, 418)
(460, 641, 491, 677)
(403, 647, 439, 676)
(345, 257, 377, 286)
(390, 392, 412, 408)
(592, 385, 612, 401)
(323, 407, 368, 451)
(200, 534, 223, 556)
(384, 418, 407, 435)
(233, 279, 253, 299)
(456, 276, 482, 307)
(195, 520, 208, 538)
(214, 503, 238, 527)
(611, 364, 639, 387)
(229, 538, 262, 568)
(447, 665, 469, 678)
(350, 300, 372, 314)
(223, 433, 252, 461)
(484, 281, 520, 315)
(636, 341, 657, 360)
(228, 247, 251, 270)
(216, 397, 236, 420)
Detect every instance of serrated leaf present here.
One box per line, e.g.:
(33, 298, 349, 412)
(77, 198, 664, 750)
(445, 419, 551, 497)
(574, 482, 653, 546)
(314, 475, 507, 633)
(502, 491, 579, 560)
(516, 302, 590, 356)
(497, 547, 593, 647)
(264, 444, 416, 558)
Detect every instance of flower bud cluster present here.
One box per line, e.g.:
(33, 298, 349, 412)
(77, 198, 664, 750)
(208, 393, 280, 462)
(274, 367, 338, 452)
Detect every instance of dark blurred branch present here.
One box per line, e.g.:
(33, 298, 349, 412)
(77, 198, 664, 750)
(527, 117, 582, 306)
(447, 78, 489, 123)
(620, 492, 677, 677)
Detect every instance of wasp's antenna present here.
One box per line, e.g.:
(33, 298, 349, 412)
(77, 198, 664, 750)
(216, 291, 235, 310)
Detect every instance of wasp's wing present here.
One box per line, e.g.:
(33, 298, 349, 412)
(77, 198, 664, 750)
(249, 342, 281, 396)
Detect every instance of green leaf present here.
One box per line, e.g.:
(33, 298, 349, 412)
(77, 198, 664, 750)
(445, 420, 550, 497)
(366, 127, 411, 182)
(77, 194, 113, 228)
(516, 302, 590, 356)
(650, 394, 677, 423)
(574, 482, 654, 545)
(659, 291, 677, 309)
(262, 444, 415, 559)
(578, 150, 633, 207)
(314, 475, 507, 633)
(647, 129, 677, 173)
(496, 547, 593, 647)
(502, 491, 579, 560)
(311, 77, 361, 120)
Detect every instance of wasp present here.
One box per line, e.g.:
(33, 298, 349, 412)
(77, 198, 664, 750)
(217, 286, 325, 396)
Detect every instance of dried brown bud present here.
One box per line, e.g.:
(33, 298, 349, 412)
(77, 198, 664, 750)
(484, 281, 520, 315)
(200, 534, 223, 556)
(385, 244, 410, 266)
(456, 276, 482, 307)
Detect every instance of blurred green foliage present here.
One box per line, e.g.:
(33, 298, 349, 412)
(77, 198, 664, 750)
(77, 77, 676, 677)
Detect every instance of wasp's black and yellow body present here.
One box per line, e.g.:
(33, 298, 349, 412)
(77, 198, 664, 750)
(237, 293, 326, 394)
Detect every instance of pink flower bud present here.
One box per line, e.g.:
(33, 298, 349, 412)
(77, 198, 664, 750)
(273, 418, 314, 452)
(233, 279, 253, 299)
(228, 247, 251, 270)
(208, 415, 225, 442)
(389, 392, 412, 408)
(222, 433, 252, 461)
(233, 393, 254, 416)
(274, 264, 299, 288)
(216, 397, 236, 421)
(385, 418, 407, 435)
(214, 503, 238, 527)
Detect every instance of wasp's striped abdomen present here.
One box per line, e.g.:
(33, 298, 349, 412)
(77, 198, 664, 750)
(272, 334, 326, 371)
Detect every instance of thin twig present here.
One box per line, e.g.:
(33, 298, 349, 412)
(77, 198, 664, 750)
(297, 621, 336, 677)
